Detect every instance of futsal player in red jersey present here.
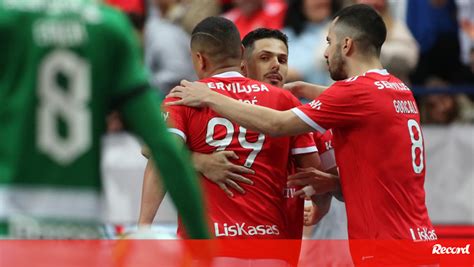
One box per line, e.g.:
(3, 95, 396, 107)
(137, 22, 328, 246)
(139, 18, 325, 264)
(168, 5, 436, 264)
(167, 17, 322, 242)
(165, 17, 326, 265)
(290, 68, 434, 240)
(240, 28, 322, 241)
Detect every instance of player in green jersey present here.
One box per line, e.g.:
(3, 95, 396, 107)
(0, 0, 209, 239)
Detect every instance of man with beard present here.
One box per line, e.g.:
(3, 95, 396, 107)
(140, 16, 324, 265)
(167, 4, 437, 264)
(241, 28, 287, 88)
(241, 29, 350, 265)
(240, 28, 340, 241)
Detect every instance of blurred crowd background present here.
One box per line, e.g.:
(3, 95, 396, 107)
(108, 0, 474, 127)
(102, 0, 473, 238)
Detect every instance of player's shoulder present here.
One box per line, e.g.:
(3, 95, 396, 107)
(202, 76, 277, 94)
(333, 75, 370, 88)
(163, 96, 178, 104)
(352, 70, 412, 95)
(341, 69, 396, 88)
(162, 96, 198, 117)
(163, 96, 190, 108)
(328, 70, 392, 93)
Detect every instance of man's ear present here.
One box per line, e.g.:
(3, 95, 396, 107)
(240, 45, 248, 75)
(342, 37, 354, 56)
(241, 60, 247, 76)
(196, 52, 206, 71)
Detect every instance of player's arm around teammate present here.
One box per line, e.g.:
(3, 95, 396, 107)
(167, 79, 311, 136)
(138, 148, 255, 226)
(192, 151, 255, 197)
(284, 81, 328, 100)
(166, 80, 346, 200)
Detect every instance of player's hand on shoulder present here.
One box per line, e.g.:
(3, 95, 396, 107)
(166, 80, 212, 108)
(284, 81, 307, 98)
(194, 151, 255, 198)
(284, 81, 327, 100)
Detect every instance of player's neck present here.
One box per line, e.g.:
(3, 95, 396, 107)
(347, 56, 384, 78)
(208, 66, 243, 77)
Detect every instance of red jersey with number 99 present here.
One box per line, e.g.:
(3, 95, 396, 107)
(291, 69, 435, 241)
(164, 71, 316, 239)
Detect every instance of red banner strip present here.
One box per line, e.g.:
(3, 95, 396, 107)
(0, 239, 472, 266)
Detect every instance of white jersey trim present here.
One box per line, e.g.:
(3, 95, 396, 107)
(212, 71, 244, 78)
(168, 128, 187, 142)
(365, 69, 389, 76)
(291, 108, 327, 133)
(320, 149, 337, 171)
(291, 146, 318, 155)
(0, 186, 102, 220)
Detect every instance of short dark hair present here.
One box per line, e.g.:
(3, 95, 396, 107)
(333, 4, 386, 56)
(190, 16, 242, 63)
(242, 28, 289, 50)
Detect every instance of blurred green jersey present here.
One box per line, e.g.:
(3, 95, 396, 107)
(0, 0, 150, 237)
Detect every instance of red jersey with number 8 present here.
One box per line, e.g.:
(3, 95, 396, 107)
(292, 69, 435, 241)
(164, 71, 317, 239)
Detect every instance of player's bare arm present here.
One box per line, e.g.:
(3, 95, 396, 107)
(304, 193, 332, 226)
(287, 167, 342, 198)
(138, 160, 166, 226)
(192, 151, 255, 197)
(150, 134, 256, 197)
(167, 80, 313, 137)
(326, 166, 344, 202)
(171, 128, 256, 197)
(292, 152, 335, 225)
(292, 151, 321, 171)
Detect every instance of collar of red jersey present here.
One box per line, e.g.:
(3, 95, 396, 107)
(364, 69, 389, 76)
(212, 71, 245, 78)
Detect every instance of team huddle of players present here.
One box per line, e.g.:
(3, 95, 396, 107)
(0, 0, 437, 264)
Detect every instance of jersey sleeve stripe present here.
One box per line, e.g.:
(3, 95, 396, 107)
(291, 108, 327, 133)
(291, 146, 318, 155)
(167, 128, 187, 142)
